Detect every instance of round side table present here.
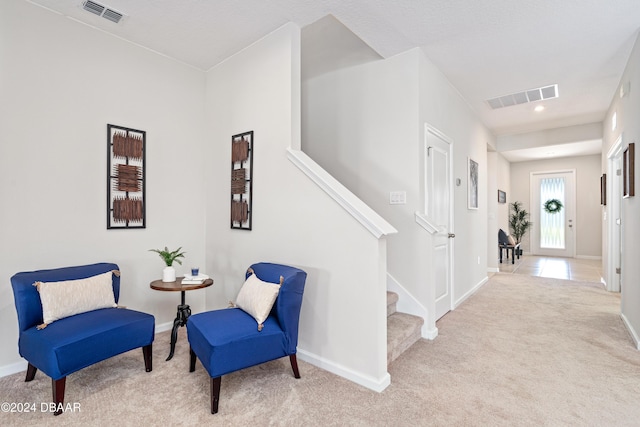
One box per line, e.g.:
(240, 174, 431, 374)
(150, 277, 213, 361)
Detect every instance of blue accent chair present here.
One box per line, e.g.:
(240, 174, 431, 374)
(187, 262, 307, 414)
(11, 263, 155, 415)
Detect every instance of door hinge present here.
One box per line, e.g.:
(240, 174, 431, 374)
(617, 169, 622, 176)
(616, 267, 621, 274)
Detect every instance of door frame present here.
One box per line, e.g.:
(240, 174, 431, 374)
(529, 169, 577, 257)
(606, 135, 623, 292)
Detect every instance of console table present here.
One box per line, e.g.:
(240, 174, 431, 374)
(150, 277, 213, 361)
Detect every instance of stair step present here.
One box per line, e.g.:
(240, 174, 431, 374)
(386, 291, 399, 317)
(387, 312, 423, 365)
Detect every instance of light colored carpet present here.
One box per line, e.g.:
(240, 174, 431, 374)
(2, 273, 640, 426)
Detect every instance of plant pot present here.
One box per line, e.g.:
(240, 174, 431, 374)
(162, 266, 176, 282)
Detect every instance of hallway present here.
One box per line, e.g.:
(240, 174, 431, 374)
(498, 255, 603, 284)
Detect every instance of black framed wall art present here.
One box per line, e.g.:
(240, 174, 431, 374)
(107, 124, 146, 229)
(230, 130, 253, 230)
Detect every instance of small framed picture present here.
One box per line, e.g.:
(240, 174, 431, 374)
(623, 143, 635, 198)
(468, 157, 479, 209)
(498, 190, 506, 204)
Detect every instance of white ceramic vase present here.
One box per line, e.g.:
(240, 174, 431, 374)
(162, 266, 176, 282)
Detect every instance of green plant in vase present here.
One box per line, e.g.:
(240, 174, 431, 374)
(150, 246, 186, 282)
(508, 201, 532, 255)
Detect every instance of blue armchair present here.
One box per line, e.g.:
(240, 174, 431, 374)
(11, 263, 155, 415)
(187, 262, 307, 414)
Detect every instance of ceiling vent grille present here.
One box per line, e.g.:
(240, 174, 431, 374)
(82, 1, 124, 23)
(486, 84, 558, 109)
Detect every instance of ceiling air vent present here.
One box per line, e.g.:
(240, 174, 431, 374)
(82, 1, 124, 24)
(82, 0, 104, 16)
(102, 8, 123, 23)
(486, 84, 559, 109)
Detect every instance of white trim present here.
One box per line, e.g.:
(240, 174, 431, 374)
(422, 326, 439, 340)
(287, 149, 397, 238)
(0, 348, 393, 392)
(575, 255, 602, 260)
(387, 273, 437, 340)
(297, 348, 391, 392)
(155, 321, 173, 334)
(0, 360, 28, 378)
(414, 212, 440, 234)
(487, 267, 500, 273)
(426, 125, 454, 145)
(621, 313, 640, 350)
(454, 276, 489, 308)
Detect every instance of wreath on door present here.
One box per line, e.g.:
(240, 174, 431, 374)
(543, 198, 563, 214)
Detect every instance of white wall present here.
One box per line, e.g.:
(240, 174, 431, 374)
(603, 32, 640, 345)
(418, 53, 494, 308)
(487, 151, 511, 271)
(0, 0, 207, 371)
(509, 155, 602, 257)
(496, 123, 602, 152)
(303, 46, 495, 333)
(204, 23, 392, 391)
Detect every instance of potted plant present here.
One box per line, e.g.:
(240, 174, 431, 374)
(508, 201, 532, 256)
(150, 246, 186, 282)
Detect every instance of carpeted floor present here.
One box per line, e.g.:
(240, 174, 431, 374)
(1, 273, 639, 426)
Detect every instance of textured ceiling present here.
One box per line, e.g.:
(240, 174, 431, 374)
(25, 0, 640, 152)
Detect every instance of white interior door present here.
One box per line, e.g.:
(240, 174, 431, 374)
(425, 126, 453, 320)
(607, 136, 623, 292)
(530, 170, 576, 257)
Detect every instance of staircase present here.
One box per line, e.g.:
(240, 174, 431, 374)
(387, 291, 424, 365)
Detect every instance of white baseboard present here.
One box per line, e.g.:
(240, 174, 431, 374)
(454, 276, 489, 309)
(487, 267, 499, 273)
(0, 360, 28, 378)
(155, 321, 173, 334)
(576, 255, 602, 260)
(422, 326, 438, 340)
(386, 273, 437, 340)
(621, 313, 640, 350)
(296, 348, 390, 392)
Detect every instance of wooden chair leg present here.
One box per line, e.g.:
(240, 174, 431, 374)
(211, 376, 221, 414)
(289, 354, 301, 379)
(189, 347, 197, 372)
(143, 344, 153, 372)
(52, 377, 66, 416)
(25, 363, 37, 382)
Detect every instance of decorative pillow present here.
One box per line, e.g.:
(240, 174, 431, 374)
(507, 235, 517, 246)
(33, 270, 118, 329)
(235, 273, 282, 331)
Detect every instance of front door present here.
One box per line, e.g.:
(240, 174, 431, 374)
(425, 125, 453, 320)
(530, 170, 576, 257)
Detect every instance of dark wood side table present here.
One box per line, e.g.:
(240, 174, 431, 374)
(150, 277, 214, 361)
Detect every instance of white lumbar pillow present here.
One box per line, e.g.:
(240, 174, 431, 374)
(235, 273, 282, 331)
(34, 270, 118, 328)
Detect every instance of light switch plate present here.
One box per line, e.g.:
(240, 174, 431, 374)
(389, 191, 406, 204)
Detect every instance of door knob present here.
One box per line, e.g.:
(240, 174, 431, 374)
(448, 233, 455, 238)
